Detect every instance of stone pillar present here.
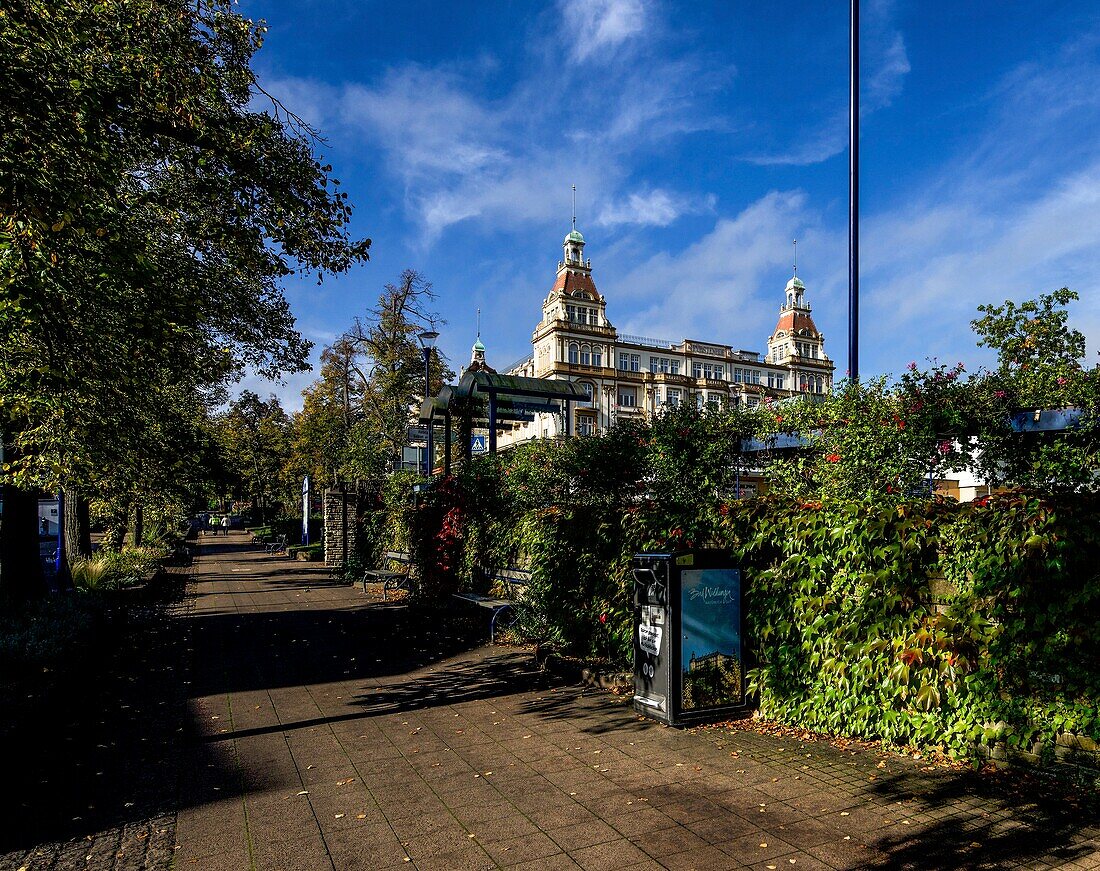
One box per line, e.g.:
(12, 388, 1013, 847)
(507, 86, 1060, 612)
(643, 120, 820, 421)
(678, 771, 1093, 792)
(323, 487, 359, 568)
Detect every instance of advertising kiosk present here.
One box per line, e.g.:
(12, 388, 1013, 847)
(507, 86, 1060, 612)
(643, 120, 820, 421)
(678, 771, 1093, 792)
(632, 550, 748, 726)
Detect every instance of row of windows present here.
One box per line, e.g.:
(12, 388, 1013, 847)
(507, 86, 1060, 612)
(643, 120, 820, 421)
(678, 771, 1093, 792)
(567, 343, 603, 367)
(692, 361, 726, 380)
(618, 352, 641, 372)
(573, 377, 812, 408)
(649, 356, 681, 375)
(565, 305, 599, 325)
(799, 374, 827, 393)
(772, 342, 821, 361)
(564, 346, 806, 391)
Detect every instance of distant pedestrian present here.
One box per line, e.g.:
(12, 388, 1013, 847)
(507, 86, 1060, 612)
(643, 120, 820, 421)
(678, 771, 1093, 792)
(221, 515, 230, 536)
(40, 517, 49, 536)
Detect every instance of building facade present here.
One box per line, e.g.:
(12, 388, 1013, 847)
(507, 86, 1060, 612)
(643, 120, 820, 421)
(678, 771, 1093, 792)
(495, 227, 835, 443)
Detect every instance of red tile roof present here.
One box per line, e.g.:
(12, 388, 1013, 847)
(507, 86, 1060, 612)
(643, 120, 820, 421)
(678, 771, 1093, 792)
(772, 310, 821, 338)
(553, 269, 599, 301)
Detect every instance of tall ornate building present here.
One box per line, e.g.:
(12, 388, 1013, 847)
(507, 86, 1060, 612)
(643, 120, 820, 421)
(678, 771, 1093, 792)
(496, 225, 834, 443)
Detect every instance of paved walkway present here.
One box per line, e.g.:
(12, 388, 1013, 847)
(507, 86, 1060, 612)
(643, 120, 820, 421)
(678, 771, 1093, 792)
(9, 531, 1093, 870)
(164, 532, 1100, 870)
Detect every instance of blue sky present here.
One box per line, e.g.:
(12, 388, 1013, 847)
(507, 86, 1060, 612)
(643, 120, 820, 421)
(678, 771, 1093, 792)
(238, 0, 1100, 409)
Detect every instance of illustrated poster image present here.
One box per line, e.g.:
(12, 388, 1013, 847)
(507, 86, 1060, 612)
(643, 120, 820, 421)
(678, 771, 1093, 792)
(680, 568, 743, 711)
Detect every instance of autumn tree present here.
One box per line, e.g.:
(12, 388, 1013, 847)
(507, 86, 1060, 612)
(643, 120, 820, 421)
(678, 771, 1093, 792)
(292, 270, 453, 488)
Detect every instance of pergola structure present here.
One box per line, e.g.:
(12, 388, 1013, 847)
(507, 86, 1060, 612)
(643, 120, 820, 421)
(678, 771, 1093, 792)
(418, 370, 589, 476)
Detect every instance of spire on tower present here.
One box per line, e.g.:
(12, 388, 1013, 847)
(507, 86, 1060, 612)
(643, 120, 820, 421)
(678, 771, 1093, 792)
(793, 239, 798, 277)
(571, 184, 577, 232)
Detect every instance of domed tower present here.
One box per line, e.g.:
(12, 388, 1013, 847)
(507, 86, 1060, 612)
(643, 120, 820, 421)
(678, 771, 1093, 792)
(531, 193, 614, 379)
(466, 312, 496, 375)
(766, 255, 832, 394)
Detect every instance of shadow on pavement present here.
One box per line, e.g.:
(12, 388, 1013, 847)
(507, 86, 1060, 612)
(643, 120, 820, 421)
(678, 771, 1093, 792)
(860, 766, 1100, 870)
(0, 578, 187, 855)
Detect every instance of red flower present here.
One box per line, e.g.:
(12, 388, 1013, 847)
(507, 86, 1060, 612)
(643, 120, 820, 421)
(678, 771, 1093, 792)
(599, 613, 607, 624)
(825, 453, 841, 463)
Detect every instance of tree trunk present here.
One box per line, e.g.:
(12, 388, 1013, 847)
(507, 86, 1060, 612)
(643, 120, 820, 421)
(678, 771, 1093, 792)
(62, 487, 92, 582)
(132, 503, 144, 548)
(107, 503, 128, 550)
(0, 481, 46, 606)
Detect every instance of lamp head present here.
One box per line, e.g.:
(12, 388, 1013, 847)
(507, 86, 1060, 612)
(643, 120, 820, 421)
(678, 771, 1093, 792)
(418, 329, 439, 350)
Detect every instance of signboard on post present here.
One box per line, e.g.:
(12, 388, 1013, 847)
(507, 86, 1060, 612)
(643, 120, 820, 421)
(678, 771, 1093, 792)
(470, 434, 488, 455)
(301, 476, 310, 545)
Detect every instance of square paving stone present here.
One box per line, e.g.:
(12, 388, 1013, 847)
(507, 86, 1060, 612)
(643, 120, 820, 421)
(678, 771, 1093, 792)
(525, 801, 599, 830)
(463, 814, 541, 844)
(658, 844, 742, 871)
(567, 837, 651, 870)
(605, 806, 675, 837)
(266, 833, 350, 869)
(685, 812, 761, 844)
(483, 830, 564, 866)
(630, 825, 712, 859)
(547, 819, 621, 852)
(719, 831, 798, 864)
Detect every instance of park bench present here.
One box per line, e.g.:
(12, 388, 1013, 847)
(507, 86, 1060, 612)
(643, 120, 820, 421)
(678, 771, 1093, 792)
(265, 534, 288, 555)
(453, 566, 531, 643)
(361, 550, 413, 600)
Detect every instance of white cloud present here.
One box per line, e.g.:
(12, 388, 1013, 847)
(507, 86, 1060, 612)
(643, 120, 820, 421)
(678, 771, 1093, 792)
(744, 109, 848, 167)
(863, 161, 1100, 363)
(609, 190, 838, 347)
(253, 1, 725, 245)
(745, 0, 910, 167)
(862, 0, 910, 112)
(854, 33, 1100, 373)
(560, 0, 648, 63)
(597, 189, 714, 227)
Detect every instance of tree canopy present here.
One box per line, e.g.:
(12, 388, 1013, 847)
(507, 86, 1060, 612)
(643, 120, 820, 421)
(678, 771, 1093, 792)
(0, 0, 370, 598)
(290, 270, 453, 487)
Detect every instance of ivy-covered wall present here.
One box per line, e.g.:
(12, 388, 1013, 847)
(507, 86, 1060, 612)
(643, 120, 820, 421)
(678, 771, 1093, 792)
(722, 494, 1099, 765)
(357, 399, 1099, 766)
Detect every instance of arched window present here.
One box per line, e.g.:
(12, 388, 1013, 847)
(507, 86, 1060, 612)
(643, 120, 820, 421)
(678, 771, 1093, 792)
(580, 344, 591, 365)
(799, 374, 808, 392)
(568, 343, 579, 364)
(592, 346, 602, 368)
(578, 381, 594, 406)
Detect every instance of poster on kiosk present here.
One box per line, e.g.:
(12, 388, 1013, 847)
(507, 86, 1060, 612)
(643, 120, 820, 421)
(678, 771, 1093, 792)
(633, 550, 746, 726)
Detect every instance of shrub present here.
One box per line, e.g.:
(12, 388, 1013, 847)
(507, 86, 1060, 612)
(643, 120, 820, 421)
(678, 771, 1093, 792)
(71, 548, 161, 592)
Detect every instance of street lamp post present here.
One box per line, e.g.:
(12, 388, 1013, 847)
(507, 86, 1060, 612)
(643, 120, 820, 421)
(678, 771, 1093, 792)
(418, 330, 439, 477)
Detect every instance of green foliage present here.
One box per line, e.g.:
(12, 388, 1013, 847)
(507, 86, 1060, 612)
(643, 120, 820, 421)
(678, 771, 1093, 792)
(71, 547, 161, 592)
(365, 418, 1099, 764)
(973, 288, 1086, 383)
(720, 495, 1100, 760)
(286, 542, 323, 560)
(289, 271, 454, 490)
(211, 391, 294, 520)
(0, 0, 369, 602)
